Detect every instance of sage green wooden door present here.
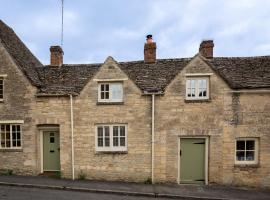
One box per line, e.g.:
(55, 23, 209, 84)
(180, 138, 205, 184)
(43, 131, 60, 171)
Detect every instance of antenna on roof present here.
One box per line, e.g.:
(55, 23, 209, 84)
(60, 0, 64, 48)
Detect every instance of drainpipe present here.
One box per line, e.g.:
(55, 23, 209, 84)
(70, 95, 75, 180)
(151, 94, 155, 184)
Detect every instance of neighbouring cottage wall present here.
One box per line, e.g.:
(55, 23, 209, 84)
(72, 58, 152, 182)
(223, 92, 270, 187)
(0, 43, 38, 175)
(154, 56, 230, 184)
(35, 96, 72, 177)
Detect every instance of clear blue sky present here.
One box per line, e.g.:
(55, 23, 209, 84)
(1, 0, 270, 64)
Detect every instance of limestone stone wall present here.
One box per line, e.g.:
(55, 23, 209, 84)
(35, 96, 72, 177)
(222, 92, 270, 187)
(154, 56, 230, 184)
(0, 43, 38, 175)
(72, 57, 152, 182)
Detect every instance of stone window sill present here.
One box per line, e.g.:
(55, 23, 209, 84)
(95, 151, 128, 155)
(0, 148, 23, 152)
(96, 102, 124, 105)
(0, 99, 3, 103)
(234, 164, 260, 169)
(184, 99, 211, 103)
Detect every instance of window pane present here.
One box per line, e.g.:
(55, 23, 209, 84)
(104, 126, 110, 147)
(236, 141, 245, 150)
(246, 140, 255, 150)
(104, 126, 109, 136)
(120, 126, 125, 136)
(6, 132, 11, 147)
(1, 132, 5, 147)
(101, 84, 104, 91)
(105, 84, 109, 91)
(113, 137, 118, 146)
(97, 127, 103, 137)
(198, 79, 207, 97)
(236, 151, 245, 161)
(120, 137, 125, 147)
(0, 79, 3, 98)
(113, 126, 118, 136)
(101, 92, 104, 99)
(98, 138, 103, 147)
(17, 132, 21, 140)
(246, 151, 255, 161)
(105, 92, 109, 99)
(111, 83, 123, 101)
(105, 137, 110, 147)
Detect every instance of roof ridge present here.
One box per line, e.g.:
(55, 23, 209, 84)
(212, 55, 270, 59)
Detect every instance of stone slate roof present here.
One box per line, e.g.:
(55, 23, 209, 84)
(206, 56, 270, 89)
(37, 64, 101, 95)
(119, 59, 191, 93)
(0, 20, 43, 86)
(0, 20, 270, 95)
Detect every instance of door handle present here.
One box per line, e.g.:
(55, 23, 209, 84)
(50, 150, 55, 153)
(180, 150, 182, 156)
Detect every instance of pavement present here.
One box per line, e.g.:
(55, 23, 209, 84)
(0, 175, 270, 200)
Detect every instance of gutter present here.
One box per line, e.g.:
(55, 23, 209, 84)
(69, 95, 75, 180)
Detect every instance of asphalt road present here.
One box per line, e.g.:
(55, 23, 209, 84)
(0, 185, 175, 200)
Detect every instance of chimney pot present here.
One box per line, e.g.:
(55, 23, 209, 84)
(50, 46, 63, 67)
(144, 34, 156, 63)
(199, 40, 214, 58)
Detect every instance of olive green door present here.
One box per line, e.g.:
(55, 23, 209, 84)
(43, 131, 60, 171)
(180, 138, 205, 184)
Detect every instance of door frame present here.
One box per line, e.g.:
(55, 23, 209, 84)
(39, 127, 60, 173)
(177, 136, 209, 185)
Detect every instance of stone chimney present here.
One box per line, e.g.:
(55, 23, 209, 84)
(199, 40, 214, 58)
(50, 46, 63, 66)
(144, 34, 156, 63)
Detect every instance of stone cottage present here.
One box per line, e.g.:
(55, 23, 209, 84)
(0, 20, 270, 188)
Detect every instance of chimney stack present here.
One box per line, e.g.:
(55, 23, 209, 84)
(144, 34, 156, 63)
(199, 40, 214, 58)
(50, 46, 63, 66)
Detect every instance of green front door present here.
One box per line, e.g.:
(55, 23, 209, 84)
(43, 131, 60, 171)
(180, 138, 205, 184)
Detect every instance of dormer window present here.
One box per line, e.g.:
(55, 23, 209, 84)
(98, 82, 123, 103)
(186, 77, 209, 100)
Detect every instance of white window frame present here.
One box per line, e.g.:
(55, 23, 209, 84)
(235, 138, 259, 165)
(0, 124, 22, 149)
(95, 124, 127, 152)
(98, 82, 123, 103)
(185, 77, 209, 100)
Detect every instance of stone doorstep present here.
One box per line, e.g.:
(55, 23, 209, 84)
(0, 181, 230, 200)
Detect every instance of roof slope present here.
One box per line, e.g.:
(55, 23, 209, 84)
(206, 56, 270, 89)
(0, 20, 43, 86)
(36, 56, 270, 95)
(37, 64, 101, 95)
(36, 59, 191, 95)
(119, 58, 192, 93)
